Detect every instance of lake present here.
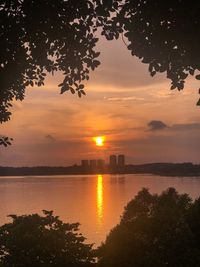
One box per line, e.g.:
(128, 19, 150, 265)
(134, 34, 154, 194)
(0, 174, 200, 246)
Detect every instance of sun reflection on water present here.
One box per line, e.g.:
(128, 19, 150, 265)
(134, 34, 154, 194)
(97, 174, 103, 226)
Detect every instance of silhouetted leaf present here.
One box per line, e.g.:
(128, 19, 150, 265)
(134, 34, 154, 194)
(79, 84, 84, 89)
(78, 91, 82, 97)
(150, 71, 156, 77)
(80, 90, 86, 95)
(70, 88, 75, 94)
(171, 84, 177, 90)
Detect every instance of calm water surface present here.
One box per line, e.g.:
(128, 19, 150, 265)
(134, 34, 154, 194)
(0, 174, 200, 246)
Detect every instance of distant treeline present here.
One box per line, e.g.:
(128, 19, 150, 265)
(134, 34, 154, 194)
(0, 163, 200, 177)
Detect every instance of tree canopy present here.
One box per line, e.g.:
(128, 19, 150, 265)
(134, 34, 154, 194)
(1, 0, 200, 126)
(97, 188, 200, 267)
(0, 210, 94, 267)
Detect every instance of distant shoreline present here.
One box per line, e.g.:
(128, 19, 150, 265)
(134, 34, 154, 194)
(0, 163, 200, 177)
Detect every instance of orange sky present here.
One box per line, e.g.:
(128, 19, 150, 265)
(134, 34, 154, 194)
(0, 37, 200, 166)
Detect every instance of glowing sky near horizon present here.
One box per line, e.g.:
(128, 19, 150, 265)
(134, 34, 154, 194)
(0, 36, 200, 166)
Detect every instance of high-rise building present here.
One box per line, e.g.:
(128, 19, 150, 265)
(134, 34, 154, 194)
(90, 160, 97, 168)
(81, 160, 89, 167)
(118, 154, 125, 167)
(109, 155, 117, 167)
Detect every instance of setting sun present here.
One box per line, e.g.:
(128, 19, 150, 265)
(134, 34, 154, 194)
(93, 136, 105, 147)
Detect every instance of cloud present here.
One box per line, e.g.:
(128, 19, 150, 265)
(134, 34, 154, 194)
(148, 120, 168, 131)
(117, 129, 200, 164)
(45, 135, 56, 142)
(147, 121, 200, 133)
(105, 96, 144, 102)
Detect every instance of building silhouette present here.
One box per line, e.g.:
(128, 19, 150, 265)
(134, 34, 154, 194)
(90, 160, 97, 168)
(118, 154, 125, 167)
(81, 160, 89, 168)
(80, 154, 125, 172)
(109, 155, 117, 167)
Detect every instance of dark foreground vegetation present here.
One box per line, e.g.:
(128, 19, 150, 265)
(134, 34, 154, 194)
(0, 211, 95, 267)
(1, 188, 200, 266)
(98, 188, 200, 267)
(1, 0, 200, 127)
(0, 162, 200, 177)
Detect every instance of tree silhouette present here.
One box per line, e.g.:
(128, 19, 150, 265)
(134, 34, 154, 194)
(1, 0, 199, 127)
(98, 188, 200, 267)
(0, 210, 95, 267)
(99, 0, 200, 105)
(0, 0, 102, 124)
(0, 136, 13, 147)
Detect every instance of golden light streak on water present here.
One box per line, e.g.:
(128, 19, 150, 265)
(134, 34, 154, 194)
(97, 174, 103, 226)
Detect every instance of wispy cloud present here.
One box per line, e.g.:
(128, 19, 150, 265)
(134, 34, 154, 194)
(147, 121, 200, 132)
(172, 123, 200, 131)
(105, 96, 144, 102)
